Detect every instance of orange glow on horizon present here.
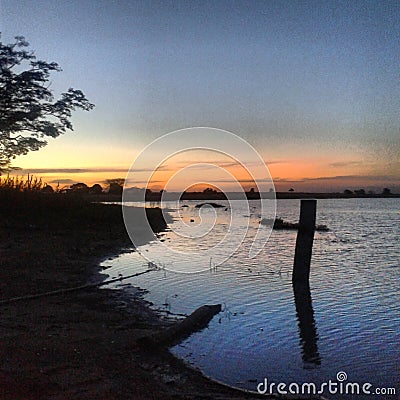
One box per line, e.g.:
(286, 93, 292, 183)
(9, 154, 399, 193)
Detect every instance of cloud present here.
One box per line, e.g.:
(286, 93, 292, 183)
(130, 165, 172, 173)
(20, 167, 129, 174)
(125, 179, 165, 185)
(265, 160, 290, 165)
(174, 160, 251, 169)
(329, 161, 363, 168)
(303, 175, 400, 182)
(273, 178, 306, 183)
(48, 178, 76, 184)
(174, 160, 289, 168)
(272, 175, 400, 185)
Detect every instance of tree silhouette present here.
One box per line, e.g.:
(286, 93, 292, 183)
(105, 178, 125, 187)
(354, 189, 366, 196)
(0, 35, 94, 172)
(88, 183, 103, 195)
(69, 182, 89, 194)
(105, 178, 125, 195)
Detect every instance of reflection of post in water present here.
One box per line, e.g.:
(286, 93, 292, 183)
(293, 281, 321, 366)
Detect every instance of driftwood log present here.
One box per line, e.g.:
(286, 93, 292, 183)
(139, 304, 222, 348)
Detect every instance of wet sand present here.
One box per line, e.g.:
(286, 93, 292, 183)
(0, 198, 313, 399)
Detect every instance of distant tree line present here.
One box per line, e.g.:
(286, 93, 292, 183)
(343, 188, 392, 196)
(46, 178, 125, 195)
(3, 177, 126, 196)
(2, 176, 396, 199)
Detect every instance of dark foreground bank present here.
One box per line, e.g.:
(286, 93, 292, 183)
(0, 194, 319, 399)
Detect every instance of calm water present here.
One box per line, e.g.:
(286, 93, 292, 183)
(103, 199, 399, 398)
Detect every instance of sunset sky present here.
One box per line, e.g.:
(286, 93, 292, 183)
(1, 0, 399, 192)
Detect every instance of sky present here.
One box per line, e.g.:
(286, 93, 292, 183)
(1, 0, 399, 192)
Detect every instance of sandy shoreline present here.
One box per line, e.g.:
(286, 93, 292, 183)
(0, 199, 315, 399)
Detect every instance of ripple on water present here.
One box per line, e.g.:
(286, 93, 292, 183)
(103, 199, 400, 399)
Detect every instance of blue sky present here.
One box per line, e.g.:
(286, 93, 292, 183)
(1, 0, 399, 191)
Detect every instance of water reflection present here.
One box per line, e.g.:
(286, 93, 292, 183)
(106, 199, 400, 396)
(293, 281, 321, 367)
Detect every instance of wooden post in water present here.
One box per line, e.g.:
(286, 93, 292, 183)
(292, 199, 317, 283)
